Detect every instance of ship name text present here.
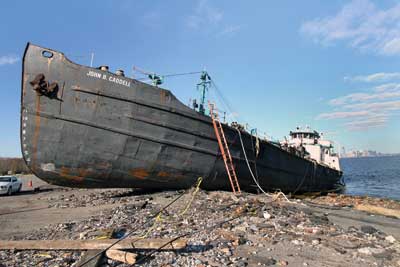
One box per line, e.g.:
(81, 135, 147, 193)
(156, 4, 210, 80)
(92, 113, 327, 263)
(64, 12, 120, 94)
(86, 70, 131, 87)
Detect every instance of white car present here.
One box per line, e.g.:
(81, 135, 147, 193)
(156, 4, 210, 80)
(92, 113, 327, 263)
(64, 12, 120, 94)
(0, 176, 22, 196)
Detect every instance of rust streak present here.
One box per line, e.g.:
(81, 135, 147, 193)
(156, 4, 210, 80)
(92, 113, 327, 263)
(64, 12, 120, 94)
(130, 168, 149, 179)
(157, 171, 170, 178)
(160, 91, 166, 104)
(77, 168, 91, 177)
(60, 167, 70, 176)
(31, 95, 41, 171)
(23, 74, 29, 97)
(47, 57, 54, 73)
(59, 167, 85, 182)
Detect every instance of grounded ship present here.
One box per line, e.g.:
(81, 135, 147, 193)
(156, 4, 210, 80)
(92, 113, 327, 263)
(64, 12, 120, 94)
(20, 43, 343, 193)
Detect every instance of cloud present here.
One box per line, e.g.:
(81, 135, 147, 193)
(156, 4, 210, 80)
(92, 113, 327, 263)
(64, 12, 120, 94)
(374, 83, 400, 92)
(0, 55, 19, 66)
(343, 100, 400, 111)
(300, 0, 400, 55)
(344, 115, 388, 131)
(344, 72, 400, 83)
(317, 76, 400, 131)
(329, 91, 400, 106)
(317, 108, 390, 131)
(316, 110, 370, 120)
(186, 0, 223, 29)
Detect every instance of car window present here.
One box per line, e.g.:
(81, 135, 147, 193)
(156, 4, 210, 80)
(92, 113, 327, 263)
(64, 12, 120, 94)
(0, 177, 11, 182)
(12, 178, 17, 182)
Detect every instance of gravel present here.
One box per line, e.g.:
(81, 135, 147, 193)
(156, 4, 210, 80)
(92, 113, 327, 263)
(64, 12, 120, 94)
(0, 188, 399, 267)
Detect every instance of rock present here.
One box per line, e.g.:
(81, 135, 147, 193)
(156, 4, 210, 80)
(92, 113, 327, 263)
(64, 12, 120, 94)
(220, 247, 231, 256)
(358, 247, 386, 256)
(3, 187, 400, 267)
(304, 227, 321, 234)
(278, 260, 289, 266)
(385, 235, 396, 243)
(249, 224, 258, 232)
(291, 240, 304, 246)
(230, 195, 239, 202)
(238, 236, 247, 245)
(312, 239, 320, 245)
(264, 257, 277, 266)
(360, 225, 378, 234)
(358, 247, 373, 255)
(234, 224, 248, 232)
(78, 232, 87, 239)
(263, 211, 271, 220)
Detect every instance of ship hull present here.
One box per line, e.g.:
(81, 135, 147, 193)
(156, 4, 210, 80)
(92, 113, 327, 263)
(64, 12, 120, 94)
(21, 43, 343, 193)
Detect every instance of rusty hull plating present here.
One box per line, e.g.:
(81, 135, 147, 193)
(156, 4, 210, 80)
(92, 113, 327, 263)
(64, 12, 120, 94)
(20, 43, 343, 192)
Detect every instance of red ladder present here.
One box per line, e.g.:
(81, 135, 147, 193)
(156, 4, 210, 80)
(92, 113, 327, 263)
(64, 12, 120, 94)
(209, 103, 241, 194)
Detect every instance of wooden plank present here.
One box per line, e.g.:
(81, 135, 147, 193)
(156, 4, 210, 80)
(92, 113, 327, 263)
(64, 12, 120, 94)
(0, 238, 187, 250)
(105, 249, 136, 264)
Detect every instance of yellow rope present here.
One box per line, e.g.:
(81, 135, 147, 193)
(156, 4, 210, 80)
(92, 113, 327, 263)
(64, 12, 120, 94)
(178, 177, 203, 217)
(137, 176, 203, 239)
(138, 213, 163, 239)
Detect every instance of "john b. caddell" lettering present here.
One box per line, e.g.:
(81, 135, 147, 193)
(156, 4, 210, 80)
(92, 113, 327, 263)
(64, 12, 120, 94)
(86, 70, 131, 87)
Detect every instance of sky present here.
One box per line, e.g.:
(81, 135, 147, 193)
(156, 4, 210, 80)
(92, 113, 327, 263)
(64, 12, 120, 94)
(0, 0, 400, 157)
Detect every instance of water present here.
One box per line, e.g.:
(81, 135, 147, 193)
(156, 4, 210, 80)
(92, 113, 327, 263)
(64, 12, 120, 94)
(341, 155, 400, 201)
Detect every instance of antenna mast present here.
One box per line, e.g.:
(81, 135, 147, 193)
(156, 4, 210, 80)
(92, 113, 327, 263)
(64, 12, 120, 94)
(196, 71, 211, 114)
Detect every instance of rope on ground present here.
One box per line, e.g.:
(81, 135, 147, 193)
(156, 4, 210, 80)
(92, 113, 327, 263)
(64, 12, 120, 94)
(178, 176, 203, 216)
(133, 177, 203, 241)
(137, 176, 203, 240)
(137, 213, 163, 240)
(77, 179, 199, 267)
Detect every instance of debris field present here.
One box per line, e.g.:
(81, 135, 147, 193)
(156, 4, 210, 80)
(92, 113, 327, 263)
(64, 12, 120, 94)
(0, 175, 399, 267)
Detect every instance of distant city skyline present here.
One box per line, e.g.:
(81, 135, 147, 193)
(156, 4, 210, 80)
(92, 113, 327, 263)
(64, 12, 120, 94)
(340, 149, 400, 158)
(0, 0, 399, 157)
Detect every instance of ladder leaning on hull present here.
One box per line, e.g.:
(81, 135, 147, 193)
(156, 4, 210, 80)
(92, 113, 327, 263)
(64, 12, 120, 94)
(209, 103, 241, 194)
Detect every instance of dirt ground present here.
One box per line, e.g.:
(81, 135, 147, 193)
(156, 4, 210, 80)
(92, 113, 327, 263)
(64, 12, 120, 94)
(0, 175, 125, 239)
(0, 175, 399, 267)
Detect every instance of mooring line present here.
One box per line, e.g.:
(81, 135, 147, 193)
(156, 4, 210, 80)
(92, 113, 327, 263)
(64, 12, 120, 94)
(77, 177, 203, 267)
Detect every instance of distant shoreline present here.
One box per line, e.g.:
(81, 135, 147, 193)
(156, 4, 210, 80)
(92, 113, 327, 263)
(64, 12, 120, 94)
(340, 154, 400, 159)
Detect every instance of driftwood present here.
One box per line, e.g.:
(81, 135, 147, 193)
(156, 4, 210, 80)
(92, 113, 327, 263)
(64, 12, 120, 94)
(106, 249, 137, 264)
(0, 238, 187, 251)
(355, 204, 400, 219)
